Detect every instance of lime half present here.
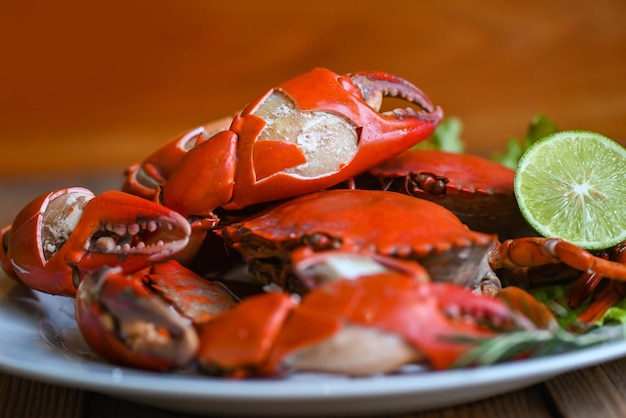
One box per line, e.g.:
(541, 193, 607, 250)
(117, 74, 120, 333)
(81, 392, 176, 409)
(514, 130, 626, 250)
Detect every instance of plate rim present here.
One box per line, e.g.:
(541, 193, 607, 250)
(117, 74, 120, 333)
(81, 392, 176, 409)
(2, 275, 626, 416)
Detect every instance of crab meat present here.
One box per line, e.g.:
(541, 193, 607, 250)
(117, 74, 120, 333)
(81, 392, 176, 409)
(253, 91, 358, 178)
(283, 324, 423, 375)
(41, 190, 94, 260)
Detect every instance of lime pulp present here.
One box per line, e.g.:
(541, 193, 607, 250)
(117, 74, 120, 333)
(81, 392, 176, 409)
(514, 130, 626, 250)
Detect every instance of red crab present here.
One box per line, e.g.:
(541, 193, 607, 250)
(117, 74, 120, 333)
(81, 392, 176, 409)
(219, 189, 501, 295)
(354, 148, 536, 239)
(219, 189, 626, 297)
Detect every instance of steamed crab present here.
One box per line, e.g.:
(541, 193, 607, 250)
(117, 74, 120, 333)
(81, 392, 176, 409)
(1, 67, 625, 377)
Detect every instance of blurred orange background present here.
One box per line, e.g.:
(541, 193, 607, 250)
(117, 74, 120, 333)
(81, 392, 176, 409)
(1, 0, 625, 176)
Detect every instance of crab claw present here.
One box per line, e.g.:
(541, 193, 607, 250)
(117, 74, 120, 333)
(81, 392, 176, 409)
(5, 188, 191, 296)
(75, 261, 237, 371)
(197, 253, 527, 377)
(224, 67, 444, 210)
(75, 266, 198, 371)
(263, 276, 526, 375)
(162, 68, 443, 217)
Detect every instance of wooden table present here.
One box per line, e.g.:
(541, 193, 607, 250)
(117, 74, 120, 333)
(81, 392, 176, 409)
(4, 362, 626, 418)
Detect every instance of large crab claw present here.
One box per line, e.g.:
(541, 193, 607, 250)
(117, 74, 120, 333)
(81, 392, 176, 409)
(161, 67, 443, 218)
(3, 188, 191, 296)
(74, 260, 238, 371)
(197, 253, 530, 377)
(262, 276, 529, 374)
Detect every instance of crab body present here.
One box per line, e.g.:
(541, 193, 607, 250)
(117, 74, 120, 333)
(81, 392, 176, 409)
(358, 149, 534, 239)
(219, 189, 498, 294)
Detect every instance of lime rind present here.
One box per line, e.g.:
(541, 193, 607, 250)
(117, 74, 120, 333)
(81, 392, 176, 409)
(514, 130, 626, 250)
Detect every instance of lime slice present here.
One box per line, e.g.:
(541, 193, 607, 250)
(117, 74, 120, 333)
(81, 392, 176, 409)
(514, 130, 626, 250)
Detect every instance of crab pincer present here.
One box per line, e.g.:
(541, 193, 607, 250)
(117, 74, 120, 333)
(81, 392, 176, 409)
(74, 260, 238, 371)
(1, 188, 191, 296)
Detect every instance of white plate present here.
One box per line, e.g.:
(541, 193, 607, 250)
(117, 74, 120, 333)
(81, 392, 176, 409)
(2, 274, 626, 417)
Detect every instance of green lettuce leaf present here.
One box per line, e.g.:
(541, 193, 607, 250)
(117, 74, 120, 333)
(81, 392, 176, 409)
(491, 113, 559, 169)
(412, 116, 465, 152)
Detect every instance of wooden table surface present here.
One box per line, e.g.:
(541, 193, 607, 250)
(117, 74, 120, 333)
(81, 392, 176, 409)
(2, 1, 626, 417)
(3, 362, 626, 418)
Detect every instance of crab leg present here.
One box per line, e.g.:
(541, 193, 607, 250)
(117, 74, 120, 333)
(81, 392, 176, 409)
(491, 238, 626, 282)
(567, 269, 606, 308)
(577, 281, 626, 324)
(570, 242, 626, 324)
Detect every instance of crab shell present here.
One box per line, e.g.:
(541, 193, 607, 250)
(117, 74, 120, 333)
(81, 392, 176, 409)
(218, 189, 498, 294)
(361, 149, 536, 240)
